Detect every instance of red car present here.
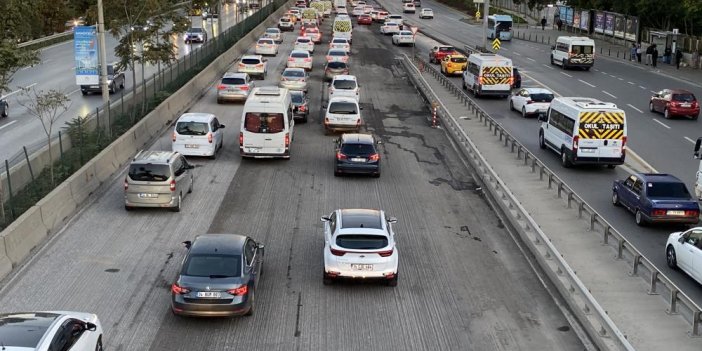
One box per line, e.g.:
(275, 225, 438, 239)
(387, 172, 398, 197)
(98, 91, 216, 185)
(299, 23, 318, 35)
(357, 14, 373, 25)
(649, 89, 700, 120)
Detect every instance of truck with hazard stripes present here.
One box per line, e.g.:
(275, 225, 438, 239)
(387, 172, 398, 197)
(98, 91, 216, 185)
(461, 53, 513, 98)
(538, 97, 627, 168)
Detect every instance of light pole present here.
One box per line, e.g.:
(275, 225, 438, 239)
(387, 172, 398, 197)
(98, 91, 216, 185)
(97, 0, 109, 105)
(482, 0, 490, 50)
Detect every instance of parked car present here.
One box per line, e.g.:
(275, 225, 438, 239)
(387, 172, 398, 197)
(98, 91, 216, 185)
(324, 61, 350, 81)
(321, 209, 398, 285)
(80, 64, 125, 95)
(279, 67, 309, 92)
(124, 150, 194, 212)
(666, 227, 702, 284)
(0, 98, 8, 118)
(509, 87, 554, 118)
(184, 27, 207, 43)
(172, 234, 264, 317)
(291, 90, 310, 122)
(0, 311, 104, 351)
(649, 89, 699, 120)
(612, 173, 700, 226)
(217, 72, 255, 103)
(334, 133, 381, 177)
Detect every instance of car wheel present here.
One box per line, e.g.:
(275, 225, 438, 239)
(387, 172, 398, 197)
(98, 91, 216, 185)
(666, 246, 678, 269)
(244, 288, 255, 316)
(606, 164, 616, 169)
(693, 114, 699, 121)
(473, 85, 480, 97)
(560, 148, 571, 168)
(612, 191, 620, 206)
(188, 179, 193, 194)
(387, 274, 398, 287)
(649, 101, 655, 112)
(538, 131, 546, 149)
(125, 205, 133, 211)
(664, 108, 670, 119)
(509, 100, 514, 111)
(562, 59, 567, 69)
(462, 79, 466, 90)
(302, 115, 308, 123)
(217, 98, 223, 104)
(95, 337, 103, 351)
(81, 90, 88, 96)
(323, 271, 333, 285)
(171, 194, 182, 212)
(521, 107, 527, 118)
(635, 209, 645, 226)
(109, 83, 115, 94)
(1, 105, 7, 118)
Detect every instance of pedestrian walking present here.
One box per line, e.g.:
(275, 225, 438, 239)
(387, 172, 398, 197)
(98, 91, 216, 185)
(652, 44, 659, 68)
(664, 47, 672, 64)
(630, 43, 637, 62)
(675, 48, 683, 69)
(645, 45, 653, 65)
(556, 19, 563, 31)
(541, 17, 547, 31)
(636, 43, 642, 63)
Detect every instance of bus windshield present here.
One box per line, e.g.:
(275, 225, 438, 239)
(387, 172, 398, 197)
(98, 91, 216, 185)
(496, 20, 512, 32)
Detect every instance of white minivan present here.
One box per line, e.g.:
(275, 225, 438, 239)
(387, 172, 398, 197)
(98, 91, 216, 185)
(324, 96, 362, 133)
(239, 87, 294, 158)
(328, 75, 360, 102)
(172, 113, 225, 159)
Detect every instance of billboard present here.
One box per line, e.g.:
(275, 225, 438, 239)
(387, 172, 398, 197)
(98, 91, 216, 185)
(580, 10, 589, 31)
(74, 26, 99, 85)
(625, 17, 638, 41)
(604, 12, 615, 36)
(614, 14, 626, 39)
(594, 11, 605, 34)
(573, 11, 580, 29)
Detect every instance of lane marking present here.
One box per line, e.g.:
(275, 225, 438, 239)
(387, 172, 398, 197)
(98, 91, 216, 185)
(618, 77, 624, 80)
(0, 83, 38, 99)
(627, 104, 643, 113)
(541, 64, 554, 70)
(653, 119, 671, 129)
(0, 120, 17, 131)
(600, 71, 608, 74)
(593, 68, 599, 71)
(526, 57, 535, 62)
(602, 90, 617, 99)
(609, 74, 616, 78)
(639, 85, 646, 89)
(513, 51, 522, 56)
(578, 79, 596, 88)
(650, 90, 657, 94)
(627, 81, 635, 85)
(560, 72, 573, 77)
(685, 136, 696, 144)
(25, 83, 37, 89)
(67, 88, 80, 95)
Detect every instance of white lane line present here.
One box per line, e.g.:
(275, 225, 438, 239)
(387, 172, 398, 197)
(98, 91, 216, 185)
(653, 119, 671, 129)
(627, 81, 635, 85)
(685, 136, 696, 144)
(650, 90, 657, 94)
(578, 79, 596, 88)
(513, 51, 522, 56)
(25, 83, 37, 89)
(627, 104, 644, 113)
(542, 64, 554, 70)
(0, 120, 17, 131)
(526, 57, 535, 62)
(609, 74, 616, 78)
(593, 68, 599, 71)
(602, 90, 617, 99)
(0, 83, 37, 99)
(639, 85, 646, 89)
(67, 88, 80, 95)
(560, 72, 573, 77)
(618, 77, 624, 80)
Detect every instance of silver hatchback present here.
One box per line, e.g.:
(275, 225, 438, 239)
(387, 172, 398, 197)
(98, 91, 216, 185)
(124, 150, 194, 212)
(279, 68, 308, 92)
(217, 72, 255, 103)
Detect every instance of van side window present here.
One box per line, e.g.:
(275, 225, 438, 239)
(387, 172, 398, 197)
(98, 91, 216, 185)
(468, 62, 479, 75)
(172, 157, 184, 176)
(548, 109, 574, 136)
(556, 42, 569, 52)
(632, 178, 644, 195)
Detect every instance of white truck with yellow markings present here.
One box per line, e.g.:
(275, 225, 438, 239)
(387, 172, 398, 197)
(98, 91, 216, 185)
(538, 97, 627, 168)
(461, 53, 513, 98)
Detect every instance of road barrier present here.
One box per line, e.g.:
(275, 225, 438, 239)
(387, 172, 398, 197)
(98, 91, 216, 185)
(0, 0, 293, 281)
(400, 52, 702, 345)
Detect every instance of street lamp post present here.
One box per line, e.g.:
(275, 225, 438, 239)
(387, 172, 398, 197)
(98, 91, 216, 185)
(97, 0, 109, 105)
(482, 0, 490, 50)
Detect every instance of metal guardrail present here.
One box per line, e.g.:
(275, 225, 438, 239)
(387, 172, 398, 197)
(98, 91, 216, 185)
(17, 32, 74, 50)
(403, 52, 702, 340)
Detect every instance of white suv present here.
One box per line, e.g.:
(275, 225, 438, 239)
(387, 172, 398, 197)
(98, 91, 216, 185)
(328, 75, 360, 102)
(238, 55, 267, 80)
(321, 209, 399, 286)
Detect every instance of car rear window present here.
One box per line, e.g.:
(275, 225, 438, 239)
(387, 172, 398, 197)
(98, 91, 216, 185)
(291, 52, 309, 58)
(333, 79, 357, 89)
(329, 102, 358, 114)
(222, 77, 245, 85)
(283, 69, 305, 77)
(242, 58, 261, 64)
(672, 94, 696, 102)
(258, 39, 274, 44)
(341, 143, 375, 155)
(450, 57, 467, 63)
(266, 29, 278, 33)
(297, 38, 310, 42)
(176, 121, 209, 135)
(646, 182, 691, 199)
(327, 61, 348, 69)
(329, 51, 346, 56)
(182, 254, 241, 277)
(244, 112, 285, 133)
(333, 39, 347, 43)
(336, 234, 388, 250)
(291, 92, 305, 103)
(0, 314, 59, 348)
(572, 45, 593, 54)
(439, 47, 455, 52)
(529, 93, 554, 102)
(128, 163, 170, 181)
(281, 18, 290, 22)
(189, 28, 203, 33)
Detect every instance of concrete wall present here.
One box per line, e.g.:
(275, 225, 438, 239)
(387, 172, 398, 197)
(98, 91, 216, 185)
(0, 1, 292, 281)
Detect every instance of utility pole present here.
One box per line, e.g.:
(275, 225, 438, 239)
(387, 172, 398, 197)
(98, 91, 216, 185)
(97, 0, 109, 105)
(482, 0, 489, 50)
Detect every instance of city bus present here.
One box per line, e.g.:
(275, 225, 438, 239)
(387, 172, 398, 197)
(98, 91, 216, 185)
(487, 15, 513, 41)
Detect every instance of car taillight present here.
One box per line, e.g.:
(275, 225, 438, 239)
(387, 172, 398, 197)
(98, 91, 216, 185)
(123, 177, 129, 190)
(686, 210, 699, 217)
(324, 118, 330, 125)
(285, 133, 290, 148)
(621, 136, 627, 151)
(238, 63, 245, 68)
(568, 51, 575, 57)
(651, 209, 666, 216)
(572, 135, 579, 151)
(240, 86, 249, 91)
(239, 132, 244, 146)
(329, 87, 335, 94)
(288, 57, 295, 61)
(227, 285, 248, 296)
(447, 63, 452, 68)
(256, 63, 264, 68)
(330, 247, 346, 256)
(336, 152, 347, 160)
(172, 132, 177, 142)
(217, 84, 227, 90)
(171, 283, 189, 294)
(207, 132, 213, 143)
(304, 58, 312, 62)
(478, 76, 483, 85)
(326, 56, 332, 61)
(508, 77, 514, 85)
(299, 105, 307, 111)
(377, 249, 393, 257)
(369, 153, 380, 161)
(169, 179, 176, 192)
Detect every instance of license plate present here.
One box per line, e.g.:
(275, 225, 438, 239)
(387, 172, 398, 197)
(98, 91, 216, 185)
(247, 148, 259, 153)
(185, 144, 199, 148)
(667, 210, 685, 216)
(580, 148, 596, 154)
(351, 157, 366, 162)
(138, 193, 157, 198)
(196, 291, 221, 298)
(455, 70, 464, 74)
(681, 103, 691, 107)
(351, 264, 373, 271)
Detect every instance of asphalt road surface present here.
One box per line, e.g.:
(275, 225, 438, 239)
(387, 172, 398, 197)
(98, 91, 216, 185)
(0, 14, 584, 351)
(374, 0, 702, 304)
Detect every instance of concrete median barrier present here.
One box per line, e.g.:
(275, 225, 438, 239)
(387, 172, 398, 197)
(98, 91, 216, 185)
(36, 183, 77, 233)
(112, 133, 139, 168)
(0, 237, 11, 281)
(0, 206, 48, 266)
(92, 148, 119, 184)
(67, 163, 99, 205)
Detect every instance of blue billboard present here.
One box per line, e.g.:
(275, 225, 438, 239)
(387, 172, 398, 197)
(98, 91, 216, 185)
(74, 26, 99, 85)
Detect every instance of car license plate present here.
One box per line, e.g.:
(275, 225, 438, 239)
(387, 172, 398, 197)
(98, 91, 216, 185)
(185, 144, 199, 148)
(138, 193, 157, 198)
(681, 103, 691, 108)
(667, 210, 685, 216)
(247, 148, 259, 153)
(197, 291, 221, 298)
(351, 264, 373, 271)
(580, 148, 596, 153)
(351, 157, 366, 162)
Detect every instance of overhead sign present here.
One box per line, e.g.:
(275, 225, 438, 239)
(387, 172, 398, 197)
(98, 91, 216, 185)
(410, 26, 418, 36)
(492, 38, 501, 51)
(473, 0, 484, 3)
(74, 26, 99, 85)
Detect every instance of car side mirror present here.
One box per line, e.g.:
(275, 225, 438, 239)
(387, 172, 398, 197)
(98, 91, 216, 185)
(679, 236, 686, 244)
(359, 106, 364, 110)
(219, 124, 226, 129)
(182, 240, 192, 249)
(257, 243, 265, 251)
(320, 216, 331, 222)
(322, 104, 327, 109)
(695, 138, 702, 158)
(551, 45, 555, 50)
(387, 217, 398, 223)
(86, 322, 97, 332)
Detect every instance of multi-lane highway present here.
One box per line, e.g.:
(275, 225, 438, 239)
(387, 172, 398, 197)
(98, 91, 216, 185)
(0, 3, 258, 162)
(375, 0, 702, 303)
(0, 10, 586, 350)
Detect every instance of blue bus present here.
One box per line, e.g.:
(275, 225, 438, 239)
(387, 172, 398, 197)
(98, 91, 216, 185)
(487, 15, 513, 41)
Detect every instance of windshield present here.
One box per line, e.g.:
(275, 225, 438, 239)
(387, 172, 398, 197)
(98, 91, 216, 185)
(222, 77, 245, 85)
(439, 47, 455, 52)
(128, 163, 170, 182)
(241, 58, 261, 65)
(266, 29, 278, 33)
(244, 112, 285, 133)
(258, 40, 273, 45)
(529, 93, 554, 102)
(341, 143, 375, 155)
(182, 254, 241, 277)
(283, 69, 305, 77)
(647, 182, 691, 199)
(336, 234, 388, 250)
(176, 121, 208, 135)
(329, 102, 358, 114)
(333, 80, 357, 89)
(496, 21, 512, 31)
(673, 94, 696, 102)
(572, 45, 593, 55)
(329, 51, 346, 56)
(297, 38, 310, 43)
(291, 52, 309, 58)
(450, 57, 467, 63)
(333, 39, 347, 44)
(327, 61, 347, 69)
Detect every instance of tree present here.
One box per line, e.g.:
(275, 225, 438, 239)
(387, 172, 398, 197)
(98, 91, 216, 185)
(15, 88, 71, 186)
(0, 41, 40, 95)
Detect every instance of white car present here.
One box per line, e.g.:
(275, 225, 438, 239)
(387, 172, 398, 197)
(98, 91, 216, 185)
(666, 227, 702, 285)
(172, 113, 225, 157)
(509, 87, 555, 118)
(237, 55, 267, 79)
(278, 16, 295, 31)
(321, 209, 399, 286)
(255, 38, 279, 56)
(263, 27, 282, 43)
(392, 30, 415, 46)
(294, 36, 315, 53)
(323, 97, 362, 133)
(363, 5, 373, 14)
(380, 22, 401, 35)
(352, 6, 365, 16)
(386, 14, 403, 26)
(326, 48, 350, 63)
(0, 311, 104, 350)
(287, 49, 313, 71)
(403, 3, 416, 13)
(329, 74, 360, 102)
(330, 37, 351, 52)
(419, 8, 434, 19)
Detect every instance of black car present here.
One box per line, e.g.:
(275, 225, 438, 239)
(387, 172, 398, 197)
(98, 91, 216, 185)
(512, 67, 522, 89)
(80, 64, 126, 95)
(171, 234, 264, 317)
(413, 0, 421, 6)
(290, 91, 309, 122)
(0, 99, 8, 118)
(334, 133, 381, 177)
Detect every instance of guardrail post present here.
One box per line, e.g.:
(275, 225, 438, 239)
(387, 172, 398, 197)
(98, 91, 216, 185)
(548, 174, 553, 189)
(667, 289, 680, 315)
(557, 182, 563, 198)
(531, 159, 537, 172)
(691, 311, 701, 336)
(578, 202, 585, 218)
(567, 192, 574, 208)
(590, 212, 597, 230)
(603, 226, 611, 245)
(630, 254, 641, 276)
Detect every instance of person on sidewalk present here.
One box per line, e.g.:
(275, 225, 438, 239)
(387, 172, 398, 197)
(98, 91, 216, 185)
(645, 45, 653, 65)
(541, 17, 547, 30)
(664, 47, 672, 64)
(636, 43, 642, 63)
(676, 49, 683, 69)
(556, 19, 563, 31)
(630, 43, 637, 62)
(652, 45, 659, 68)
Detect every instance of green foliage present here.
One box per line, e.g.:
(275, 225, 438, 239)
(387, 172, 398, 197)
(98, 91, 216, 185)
(0, 41, 40, 94)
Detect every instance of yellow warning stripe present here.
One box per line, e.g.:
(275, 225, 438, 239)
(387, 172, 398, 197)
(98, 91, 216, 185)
(578, 111, 625, 139)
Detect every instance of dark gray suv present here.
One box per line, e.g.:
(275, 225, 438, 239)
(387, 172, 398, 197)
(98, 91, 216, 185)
(171, 234, 264, 317)
(0, 99, 7, 118)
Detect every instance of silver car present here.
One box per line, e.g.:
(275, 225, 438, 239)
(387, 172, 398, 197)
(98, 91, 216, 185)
(279, 68, 308, 92)
(217, 72, 255, 103)
(124, 150, 194, 212)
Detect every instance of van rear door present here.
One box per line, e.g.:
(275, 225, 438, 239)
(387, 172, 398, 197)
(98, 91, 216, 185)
(243, 112, 288, 155)
(576, 111, 625, 159)
(480, 65, 512, 92)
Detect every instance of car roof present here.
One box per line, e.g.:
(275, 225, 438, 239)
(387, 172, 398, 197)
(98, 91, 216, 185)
(241, 54, 263, 60)
(636, 173, 684, 183)
(266, 27, 280, 31)
(339, 209, 383, 229)
(132, 150, 178, 164)
(332, 37, 349, 42)
(296, 36, 311, 40)
(522, 87, 552, 94)
(333, 74, 357, 81)
(329, 96, 359, 104)
(222, 72, 248, 79)
(668, 89, 695, 95)
(258, 37, 275, 41)
(341, 133, 375, 145)
(0, 312, 62, 349)
(190, 234, 247, 255)
(290, 49, 311, 55)
(328, 48, 348, 53)
(283, 67, 306, 73)
(177, 112, 215, 123)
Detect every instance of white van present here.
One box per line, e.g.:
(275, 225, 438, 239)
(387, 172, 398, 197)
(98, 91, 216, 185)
(324, 96, 362, 133)
(240, 87, 294, 159)
(538, 97, 627, 168)
(550, 36, 595, 70)
(172, 113, 225, 159)
(462, 53, 513, 98)
(333, 16, 353, 42)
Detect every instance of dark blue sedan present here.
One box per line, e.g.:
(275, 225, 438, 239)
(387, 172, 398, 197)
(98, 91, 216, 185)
(334, 133, 381, 177)
(612, 173, 700, 226)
